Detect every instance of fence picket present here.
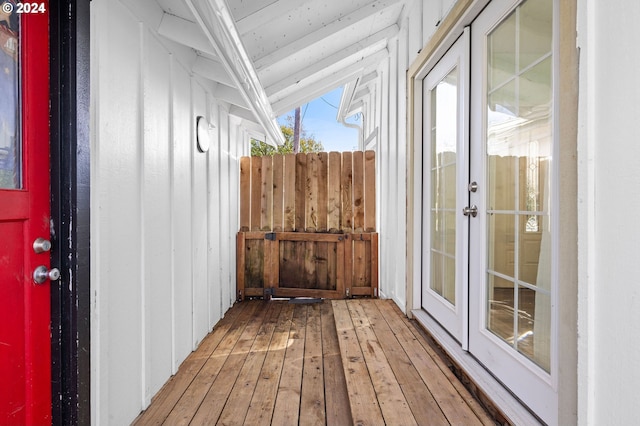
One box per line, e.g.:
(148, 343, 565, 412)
(283, 154, 296, 231)
(261, 156, 273, 231)
(306, 153, 319, 232)
(295, 153, 307, 231)
(272, 154, 284, 231)
(317, 152, 328, 232)
(251, 157, 262, 231)
(327, 152, 342, 232)
(352, 151, 365, 232)
(364, 150, 376, 232)
(239, 157, 251, 231)
(341, 152, 353, 233)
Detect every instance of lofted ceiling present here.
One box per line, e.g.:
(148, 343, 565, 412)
(138, 0, 408, 143)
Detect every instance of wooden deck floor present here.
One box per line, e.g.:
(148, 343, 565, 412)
(133, 299, 496, 426)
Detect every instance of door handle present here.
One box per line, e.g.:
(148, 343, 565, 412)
(463, 205, 478, 217)
(33, 265, 60, 284)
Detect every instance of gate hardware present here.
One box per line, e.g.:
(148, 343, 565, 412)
(264, 288, 275, 297)
(265, 232, 276, 241)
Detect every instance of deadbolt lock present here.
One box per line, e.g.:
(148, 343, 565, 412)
(33, 238, 52, 253)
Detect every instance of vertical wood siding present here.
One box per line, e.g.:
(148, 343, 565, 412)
(142, 28, 173, 402)
(364, 0, 455, 310)
(91, 1, 243, 424)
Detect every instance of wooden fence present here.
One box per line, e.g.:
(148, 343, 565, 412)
(239, 151, 376, 233)
(237, 151, 378, 300)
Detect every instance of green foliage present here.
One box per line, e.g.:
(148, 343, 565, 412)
(251, 115, 324, 156)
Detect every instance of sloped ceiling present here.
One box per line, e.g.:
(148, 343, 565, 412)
(149, 0, 407, 138)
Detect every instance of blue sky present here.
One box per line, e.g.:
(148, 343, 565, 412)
(277, 87, 359, 152)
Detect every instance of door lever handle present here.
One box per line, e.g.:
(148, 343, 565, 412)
(463, 205, 478, 217)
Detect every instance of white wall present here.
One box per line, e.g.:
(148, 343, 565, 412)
(577, 1, 640, 424)
(90, 1, 245, 424)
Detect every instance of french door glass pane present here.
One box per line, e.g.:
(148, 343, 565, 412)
(430, 67, 458, 305)
(487, 275, 514, 342)
(485, 0, 552, 372)
(0, 11, 21, 189)
(519, 0, 553, 70)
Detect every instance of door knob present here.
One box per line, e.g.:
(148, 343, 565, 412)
(33, 265, 60, 284)
(463, 205, 478, 217)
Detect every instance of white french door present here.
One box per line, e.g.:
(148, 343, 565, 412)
(421, 31, 469, 344)
(420, 0, 558, 423)
(468, 0, 557, 422)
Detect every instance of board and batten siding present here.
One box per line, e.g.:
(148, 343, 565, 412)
(90, 1, 246, 424)
(355, 0, 457, 311)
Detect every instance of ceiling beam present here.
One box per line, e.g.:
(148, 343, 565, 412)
(240, 120, 269, 143)
(346, 100, 364, 117)
(192, 55, 235, 86)
(263, 24, 397, 96)
(269, 48, 388, 113)
(353, 87, 371, 101)
(229, 105, 259, 123)
(214, 84, 249, 109)
(337, 79, 359, 121)
(254, 0, 398, 71)
(157, 12, 216, 56)
(272, 70, 362, 116)
(186, 0, 284, 146)
(359, 71, 378, 86)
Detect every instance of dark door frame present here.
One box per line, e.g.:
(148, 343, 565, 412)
(49, 1, 91, 424)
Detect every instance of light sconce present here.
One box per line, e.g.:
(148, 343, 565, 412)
(196, 116, 215, 152)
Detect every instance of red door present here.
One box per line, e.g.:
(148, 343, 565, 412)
(0, 2, 52, 424)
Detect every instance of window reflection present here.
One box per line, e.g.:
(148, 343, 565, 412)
(430, 67, 458, 305)
(0, 3, 20, 189)
(485, 0, 552, 373)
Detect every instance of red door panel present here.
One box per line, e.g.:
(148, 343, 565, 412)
(0, 222, 27, 423)
(0, 2, 52, 424)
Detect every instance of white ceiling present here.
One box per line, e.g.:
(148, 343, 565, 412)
(150, 0, 408, 124)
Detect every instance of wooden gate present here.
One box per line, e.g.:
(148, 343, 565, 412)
(237, 151, 378, 300)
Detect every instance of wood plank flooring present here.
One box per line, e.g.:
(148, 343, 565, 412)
(132, 299, 495, 426)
